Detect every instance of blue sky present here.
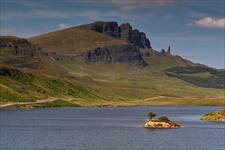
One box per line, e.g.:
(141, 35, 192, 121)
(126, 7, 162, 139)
(0, 0, 224, 68)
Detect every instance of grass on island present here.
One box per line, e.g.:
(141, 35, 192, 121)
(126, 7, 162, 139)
(144, 111, 181, 128)
(200, 109, 225, 122)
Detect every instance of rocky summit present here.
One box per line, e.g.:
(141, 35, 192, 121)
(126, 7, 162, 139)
(0, 36, 41, 57)
(28, 21, 152, 66)
(88, 21, 151, 49)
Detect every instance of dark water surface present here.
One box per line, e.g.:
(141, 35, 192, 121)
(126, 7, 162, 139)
(0, 106, 224, 150)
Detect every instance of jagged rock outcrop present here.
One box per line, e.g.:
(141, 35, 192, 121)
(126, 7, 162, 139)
(83, 44, 147, 66)
(1, 37, 147, 66)
(88, 21, 151, 49)
(103, 22, 120, 37)
(0, 36, 43, 57)
(120, 23, 151, 49)
(161, 49, 166, 54)
(167, 46, 171, 54)
(161, 46, 171, 55)
(144, 119, 181, 129)
(88, 21, 120, 37)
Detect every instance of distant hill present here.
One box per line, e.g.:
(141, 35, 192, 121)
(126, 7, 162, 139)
(0, 21, 224, 106)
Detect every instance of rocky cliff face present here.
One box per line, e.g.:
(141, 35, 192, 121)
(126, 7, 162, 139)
(83, 44, 147, 66)
(0, 37, 42, 57)
(36, 44, 147, 66)
(1, 36, 147, 66)
(160, 46, 171, 55)
(88, 21, 151, 49)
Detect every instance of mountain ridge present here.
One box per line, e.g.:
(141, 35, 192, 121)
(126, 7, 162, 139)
(0, 21, 224, 105)
(28, 21, 193, 67)
(85, 21, 151, 49)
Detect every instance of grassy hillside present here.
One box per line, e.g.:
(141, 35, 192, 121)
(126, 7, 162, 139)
(0, 22, 224, 107)
(165, 66, 225, 88)
(0, 66, 99, 103)
(29, 26, 126, 55)
(66, 61, 224, 97)
(143, 51, 193, 70)
(0, 61, 224, 107)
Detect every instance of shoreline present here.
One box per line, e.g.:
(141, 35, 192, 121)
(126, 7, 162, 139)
(1, 102, 225, 110)
(1, 97, 224, 110)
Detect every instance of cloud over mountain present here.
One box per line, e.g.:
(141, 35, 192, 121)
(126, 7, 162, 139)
(112, 0, 170, 10)
(187, 17, 225, 29)
(58, 24, 70, 30)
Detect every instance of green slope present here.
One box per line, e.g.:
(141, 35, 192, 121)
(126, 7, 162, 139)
(0, 66, 99, 103)
(29, 25, 126, 55)
(1, 61, 224, 106)
(165, 66, 225, 89)
(0, 22, 224, 107)
(57, 60, 224, 99)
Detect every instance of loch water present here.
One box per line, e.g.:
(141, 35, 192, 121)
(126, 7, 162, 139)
(0, 106, 224, 150)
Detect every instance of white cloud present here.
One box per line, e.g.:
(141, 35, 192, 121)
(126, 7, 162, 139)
(58, 23, 70, 30)
(112, 0, 170, 10)
(187, 17, 225, 29)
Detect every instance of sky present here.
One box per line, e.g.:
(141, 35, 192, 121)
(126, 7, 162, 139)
(0, 0, 224, 68)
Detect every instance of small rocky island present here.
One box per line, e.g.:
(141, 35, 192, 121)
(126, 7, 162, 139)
(143, 112, 181, 129)
(200, 109, 225, 122)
